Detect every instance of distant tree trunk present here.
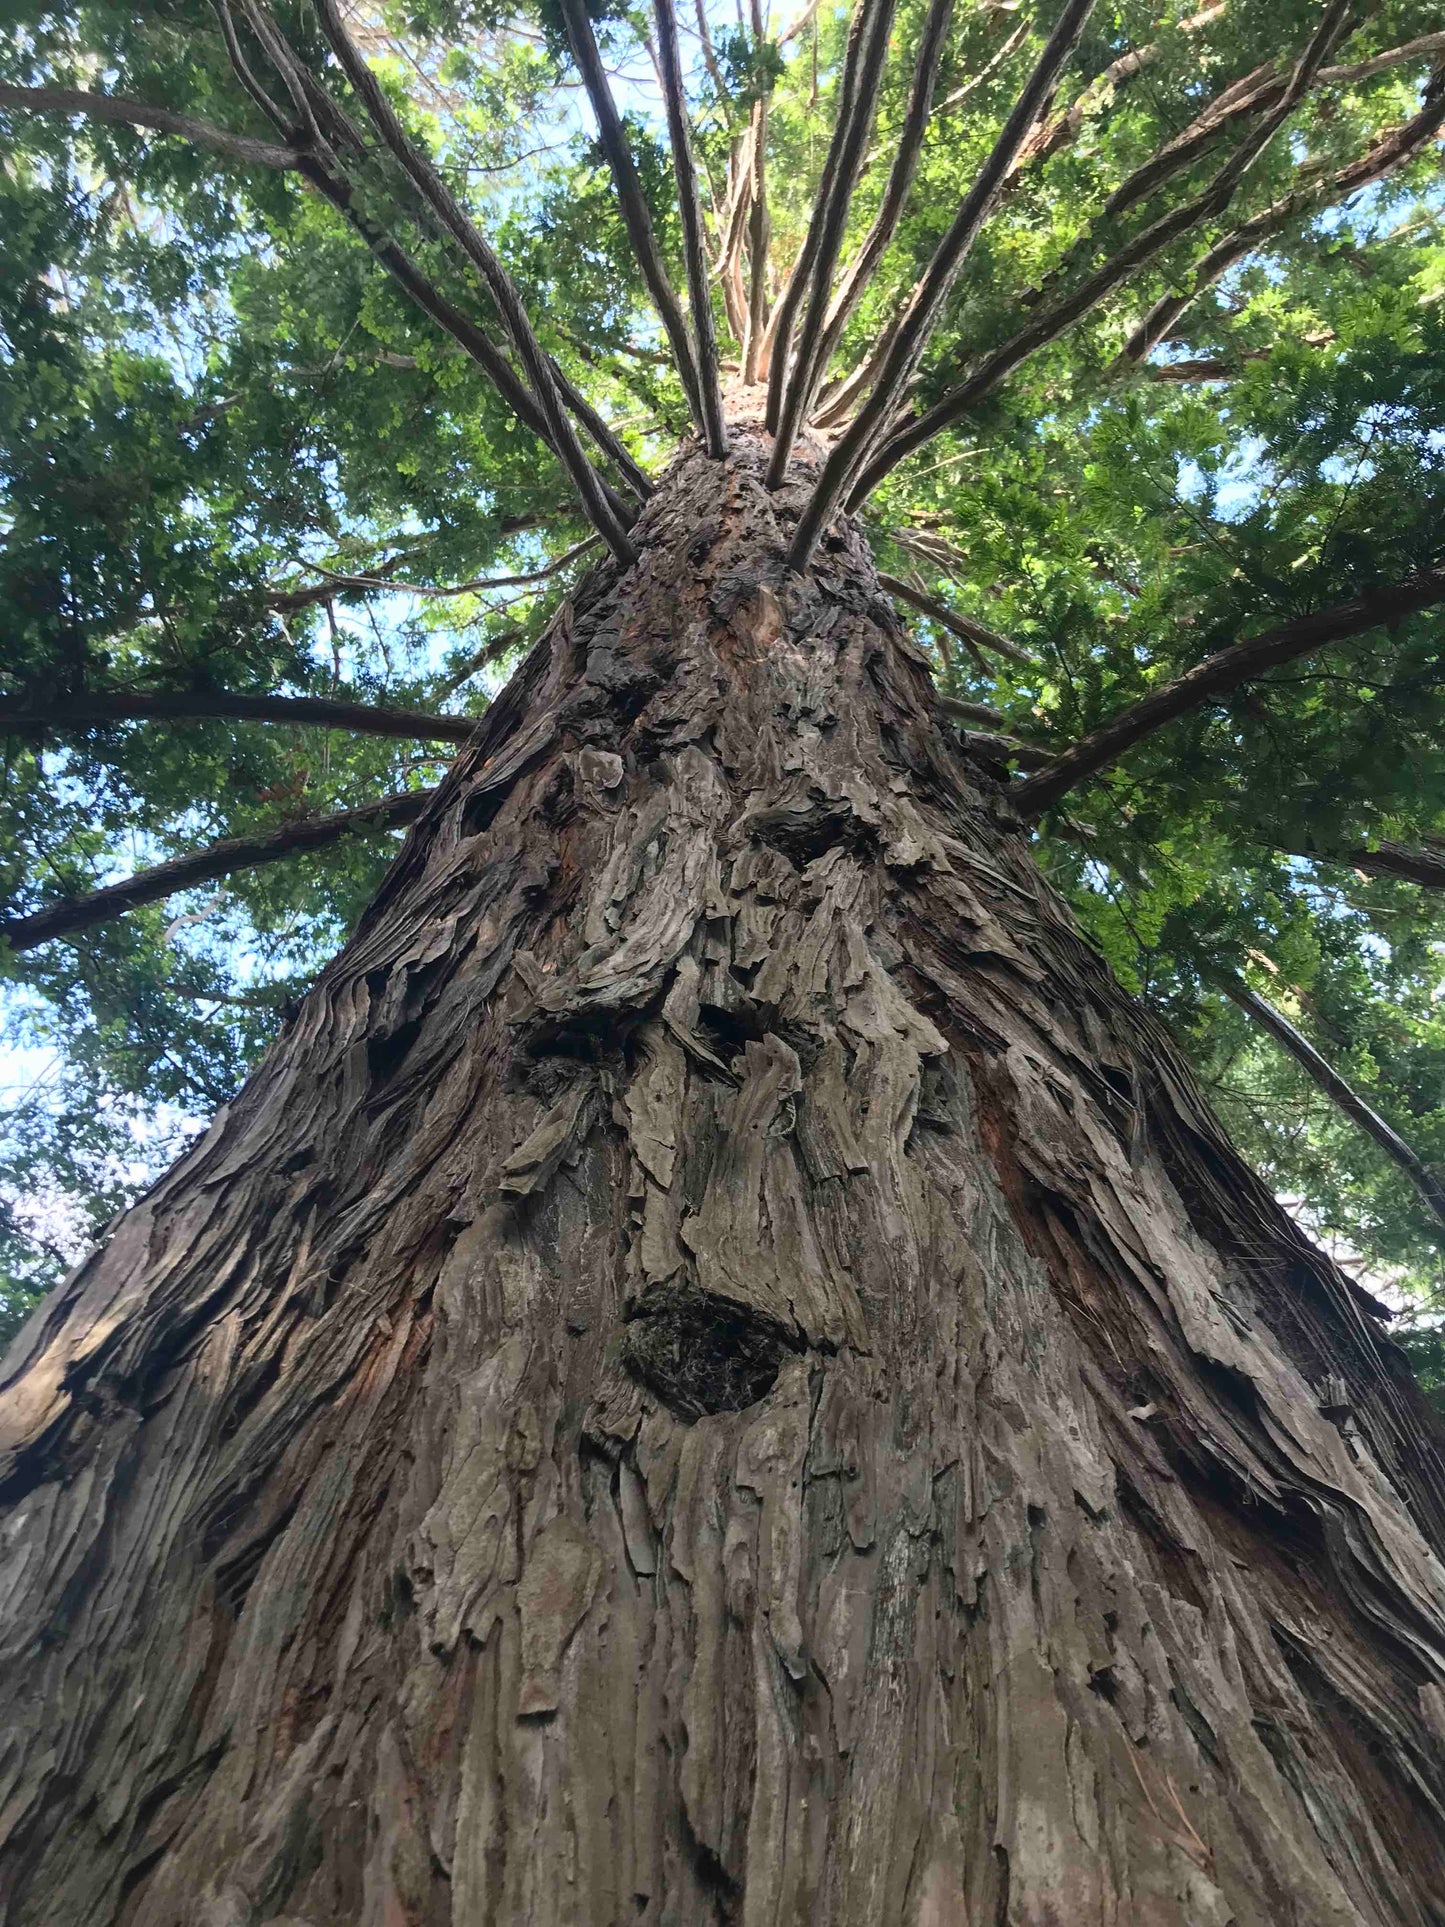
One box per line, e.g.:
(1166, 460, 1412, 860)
(4, 426, 1445, 1927)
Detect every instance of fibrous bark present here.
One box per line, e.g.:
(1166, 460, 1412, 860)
(4, 424, 1445, 1926)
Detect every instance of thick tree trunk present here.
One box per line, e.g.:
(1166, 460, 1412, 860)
(4, 427, 1445, 1926)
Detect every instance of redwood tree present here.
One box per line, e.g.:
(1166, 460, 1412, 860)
(4, 1, 1445, 1920)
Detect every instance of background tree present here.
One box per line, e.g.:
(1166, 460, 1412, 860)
(3, 0, 1445, 1919)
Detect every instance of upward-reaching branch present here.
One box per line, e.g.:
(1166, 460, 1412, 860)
(1101, 29, 1445, 224)
(846, 0, 1354, 508)
(764, 0, 874, 425)
(297, 1, 636, 564)
(808, 0, 956, 392)
(1013, 1, 1228, 177)
(653, 0, 728, 455)
(1012, 566, 1445, 817)
(557, 0, 707, 438)
(742, 93, 771, 384)
(788, 0, 1098, 569)
(0, 73, 603, 510)
(766, 0, 900, 485)
(309, 0, 636, 564)
(1117, 72, 1445, 366)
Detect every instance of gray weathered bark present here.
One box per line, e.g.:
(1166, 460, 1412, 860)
(3, 425, 1445, 1926)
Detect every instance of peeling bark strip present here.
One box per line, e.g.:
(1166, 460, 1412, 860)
(4, 427, 1445, 1925)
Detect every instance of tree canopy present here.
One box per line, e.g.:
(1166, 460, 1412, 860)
(2, 0, 1443, 1374)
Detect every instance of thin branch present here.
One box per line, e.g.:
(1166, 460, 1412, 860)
(1142, 333, 1336, 381)
(742, 95, 771, 383)
(0, 79, 301, 169)
(1015, 2, 1228, 175)
(935, 694, 1014, 728)
(1, 791, 434, 953)
(0, 76, 316, 175)
(1013, 566, 1445, 817)
(0, 690, 481, 744)
(283, 534, 600, 600)
(558, 0, 706, 435)
(811, 1, 1220, 426)
(204, 10, 642, 518)
(1119, 76, 1445, 366)
(545, 364, 655, 502)
(1213, 972, 1445, 1234)
(789, 0, 1098, 569)
(878, 571, 1039, 665)
(694, 0, 733, 106)
(759, 0, 897, 404)
(778, 0, 827, 45)
(766, 0, 900, 481)
(941, 17, 1030, 112)
(716, 119, 756, 342)
(810, 0, 956, 389)
(847, 0, 1353, 506)
(311, 0, 637, 563)
(0, 69, 628, 518)
(653, 0, 728, 454)
(1104, 28, 1445, 223)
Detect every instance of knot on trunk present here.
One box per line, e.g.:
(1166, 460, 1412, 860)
(620, 1285, 801, 1419)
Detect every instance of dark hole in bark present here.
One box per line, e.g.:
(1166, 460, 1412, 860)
(540, 760, 576, 828)
(366, 1016, 423, 1086)
(460, 785, 506, 839)
(526, 1005, 635, 1066)
(749, 801, 878, 871)
(695, 1000, 772, 1064)
(621, 1286, 801, 1420)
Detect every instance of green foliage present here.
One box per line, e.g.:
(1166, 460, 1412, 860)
(1, 0, 1443, 1374)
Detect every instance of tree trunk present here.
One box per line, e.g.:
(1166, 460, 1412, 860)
(4, 426, 1445, 1927)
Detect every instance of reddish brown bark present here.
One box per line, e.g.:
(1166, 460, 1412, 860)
(3, 428, 1445, 1925)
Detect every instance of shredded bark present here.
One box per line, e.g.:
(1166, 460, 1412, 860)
(3, 425, 1445, 1923)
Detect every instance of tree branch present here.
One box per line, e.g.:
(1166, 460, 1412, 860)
(1104, 28, 1445, 223)
(195, 9, 643, 518)
(788, 0, 1098, 569)
(1298, 840, 1445, 889)
(1118, 75, 1445, 366)
(762, 0, 869, 422)
(716, 120, 756, 344)
(742, 94, 772, 384)
(557, 0, 707, 436)
(279, 533, 600, 601)
(653, 0, 728, 455)
(311, 0, 637, 563)
(0, 80, 301, 170)
(1013, 566, 1445, 817)
(809, 0, 955, 394)
(0, 691, 481, 744)
(954, 724, 1053, 768)
(877, 571, 1039, 665)
(0, 69, 635, 522)
(1, 791, 434, 954)
(846, 0, 1352, 506)
(1213, 972, 1445, 1234)
(1014, 2, 1228, 176)
(766, 0, 900, 483)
